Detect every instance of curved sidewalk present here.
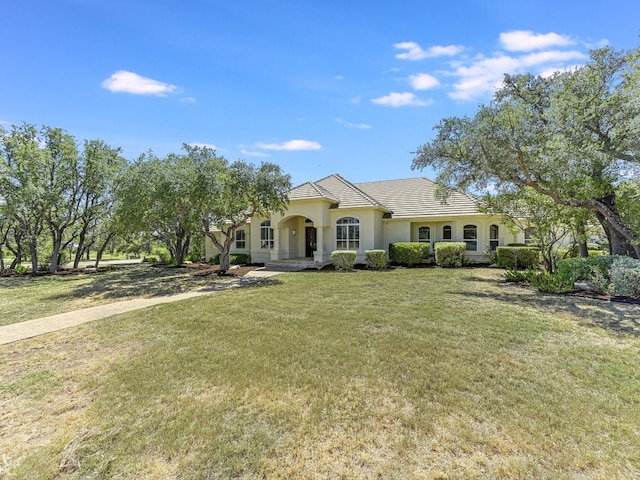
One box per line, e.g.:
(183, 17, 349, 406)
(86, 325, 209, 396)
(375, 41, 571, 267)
(0, 269, 283, 346)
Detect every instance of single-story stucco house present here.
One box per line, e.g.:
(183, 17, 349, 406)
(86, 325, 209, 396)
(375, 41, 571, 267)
(204, 174, 531, 266)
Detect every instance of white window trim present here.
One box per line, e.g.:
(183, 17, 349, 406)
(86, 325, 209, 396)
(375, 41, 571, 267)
(336, 216, 360, 250)
(463, 224, 478, 251)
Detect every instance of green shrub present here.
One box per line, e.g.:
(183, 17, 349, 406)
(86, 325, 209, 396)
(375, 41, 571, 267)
(529, 271, 574, 293)
(365, 250, 387, 270)
(609, 256, 640, 299)
(209, 253, 251, 265)
(143, 256, 159, 263)
(152, 247, 173, 265)
(389, 242, 430, 267)
(504, 269, 537, 283)
(556, 256, 615, 282)
(496, 246, 540, 270)
(434, 242, 467, 268)
(13, 264, 30, 275)
(331, 251, 357, 271)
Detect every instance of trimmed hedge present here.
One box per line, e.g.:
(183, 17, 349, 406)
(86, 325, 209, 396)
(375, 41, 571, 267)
(434, 242, 467, 268)
(331, 250, 357, 271)
(389, 242, 430, 267)
(209, 253, 251, 265)
(365, 249, 387, 270)
(496, 246, 540, 270)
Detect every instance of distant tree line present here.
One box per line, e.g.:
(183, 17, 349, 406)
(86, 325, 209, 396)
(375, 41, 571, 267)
(0, 125, 291, 273)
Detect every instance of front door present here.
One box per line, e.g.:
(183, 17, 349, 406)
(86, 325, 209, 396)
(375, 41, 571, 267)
(305, 227, 316, 258)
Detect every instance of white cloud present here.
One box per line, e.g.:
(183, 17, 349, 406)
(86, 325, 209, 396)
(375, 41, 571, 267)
(189, 142, 218, 150)
(241, 149, 271, 157)
(371, 92, 431, 107)
(256, 140, 322, 151)
(500, 30, 575, 52)
(349, 96, 362, 104)
(334, 75, 344, 80)
(102, 70, 179, 96)
(337, 118, 372, 129)
(180, 96, 196, 104)
(409, 73, 440, 90)
(448, 49, 587, 101)
(394, 42, 465, 60)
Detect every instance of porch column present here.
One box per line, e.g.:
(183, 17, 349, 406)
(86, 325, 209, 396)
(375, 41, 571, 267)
(313, 226, 326, 263)
(270, 227, 281, 260)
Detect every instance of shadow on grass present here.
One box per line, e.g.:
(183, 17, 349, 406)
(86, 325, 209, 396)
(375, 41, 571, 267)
(456, 285, 640, 336)
(48, 265, 280, 302)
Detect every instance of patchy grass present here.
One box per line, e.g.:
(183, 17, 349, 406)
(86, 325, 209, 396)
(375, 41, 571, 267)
(0, 264, 247, 326)
(1, 268, 640, 479)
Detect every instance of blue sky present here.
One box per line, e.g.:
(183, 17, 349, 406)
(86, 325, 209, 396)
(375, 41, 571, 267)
(2, 1, 639, 186)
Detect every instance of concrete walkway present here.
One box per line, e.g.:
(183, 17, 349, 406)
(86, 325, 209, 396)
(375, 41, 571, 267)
(0, 268, 284, 346)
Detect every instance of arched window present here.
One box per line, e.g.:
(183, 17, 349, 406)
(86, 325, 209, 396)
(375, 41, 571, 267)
(260, 220, 273, 249)
(418, 226, 430, 243)
(336, 217, 360, 250)
(463, 224, 477, 251)
(489, 224, 499, 251)
(524, 227, 537, 245)
(442, 225, 452, 240)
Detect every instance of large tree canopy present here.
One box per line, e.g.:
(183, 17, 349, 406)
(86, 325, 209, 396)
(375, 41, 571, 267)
(117, 145, 291, 272)
(0, 124, 127, 272)
(197, 153, 292, 273)
(412, 45, 640, 257)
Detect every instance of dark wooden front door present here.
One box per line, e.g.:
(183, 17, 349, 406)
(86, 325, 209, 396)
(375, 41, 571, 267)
(305, 227, 316, 258)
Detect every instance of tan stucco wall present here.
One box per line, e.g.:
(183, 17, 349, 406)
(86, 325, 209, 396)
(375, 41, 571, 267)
(204, 225, 251, 263)
(203, 202, 525, 265)
(385, 215, 518, 261)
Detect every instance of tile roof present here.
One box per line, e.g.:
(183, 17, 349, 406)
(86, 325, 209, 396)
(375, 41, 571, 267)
(356, 177, 481, 218)
(288, 181, 338, 202)
(289, 174, 481, 218)
(315, 174, 390, 211)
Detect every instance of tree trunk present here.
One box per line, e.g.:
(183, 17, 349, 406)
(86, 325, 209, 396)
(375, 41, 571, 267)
(29, 238, 38, 273)
(574, 220, 589, 258)
(49, 232, 62, 273)
(94, 232, 115, 268)
(74, 229, 87, 269)
(203, 224, 236, 275)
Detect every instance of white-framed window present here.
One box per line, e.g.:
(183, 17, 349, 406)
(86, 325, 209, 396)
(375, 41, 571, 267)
(418, 226, 431, 243)
(524, 227, 537, 245)
(489, 224, 499, 251)
(260, 220, 274, 250)
(442, 225, 452, 241)
(463, 224, 477, 251)
(336, 216, 360, 250)
(235, 229, 246, 249)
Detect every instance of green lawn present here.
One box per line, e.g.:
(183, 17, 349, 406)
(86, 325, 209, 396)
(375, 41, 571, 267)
(1, 268, 639, 479)
(0, 264, 238, 326)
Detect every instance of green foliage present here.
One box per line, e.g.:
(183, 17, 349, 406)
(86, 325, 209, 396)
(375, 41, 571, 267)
(496, 246, 540, 270)
(609, 256, 640, 299)
(209, 253, 251, 265)
(331, 250, 357, 271)
(364, 249, 387, 270)
(13, 264, 30, 275)
(412, 45, 640, 257)
(504, 268, 537, 283)
(528, 271, 574, 293)
(557, 255, 618, 283)
(388, 242, 429, 266)
(434, 242, 467, 268)
(556, 255, 640, 298)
